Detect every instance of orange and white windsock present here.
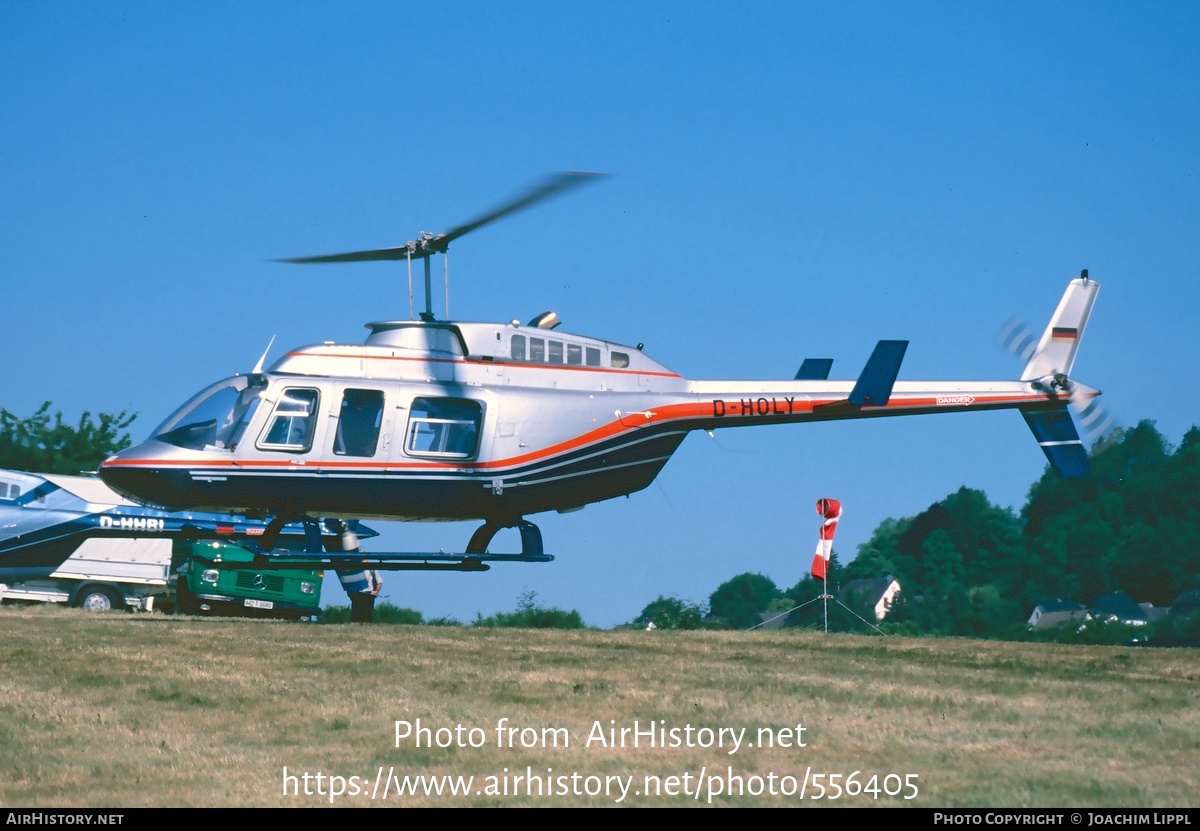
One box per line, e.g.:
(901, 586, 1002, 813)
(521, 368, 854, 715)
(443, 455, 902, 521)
(810, 497, 842, 580)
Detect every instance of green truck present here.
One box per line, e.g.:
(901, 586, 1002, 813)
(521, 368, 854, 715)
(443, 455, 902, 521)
(172, 540, 323, 621)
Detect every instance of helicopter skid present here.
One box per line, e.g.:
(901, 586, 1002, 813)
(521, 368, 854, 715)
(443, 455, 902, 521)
(231, 550, 554, 572)
(230, 514, 550, 572)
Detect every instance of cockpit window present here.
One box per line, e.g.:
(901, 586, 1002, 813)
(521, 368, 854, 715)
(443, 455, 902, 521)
(334, 389, 384, 457)
(258, 389, 320, 452)
(611, 351, 630, 368)
(153, 375, 267, 451)
(405, 397, 482, 459)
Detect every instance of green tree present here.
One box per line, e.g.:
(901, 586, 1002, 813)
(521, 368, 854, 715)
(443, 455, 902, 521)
(708, 572, 783, 630)
(633, 595, 707, 630)
(844, 488, 1021, 636)
(844, 517, 908, 581)
(1021, 421, 1199, 606)
(0, 402, 136, 474)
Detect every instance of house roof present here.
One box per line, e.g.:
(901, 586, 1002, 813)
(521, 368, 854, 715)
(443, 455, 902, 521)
(1029, 609, 1089, 629)
(1091, 592, 1148, 623)
(1033, 599, 1087, 614)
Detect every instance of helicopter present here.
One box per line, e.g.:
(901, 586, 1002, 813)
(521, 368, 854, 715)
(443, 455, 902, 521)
(98, 173, 1103, 570)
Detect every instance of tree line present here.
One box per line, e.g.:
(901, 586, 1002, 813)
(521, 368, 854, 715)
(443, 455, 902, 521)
(637, 421, 1200, 642)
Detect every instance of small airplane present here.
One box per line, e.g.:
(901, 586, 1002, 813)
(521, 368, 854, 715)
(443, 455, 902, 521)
(97, 173, 1104, 568)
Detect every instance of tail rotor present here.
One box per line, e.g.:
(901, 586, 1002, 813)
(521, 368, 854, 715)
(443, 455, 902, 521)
(995, 275, 1114, 444)
(996, 317, 1039, 364)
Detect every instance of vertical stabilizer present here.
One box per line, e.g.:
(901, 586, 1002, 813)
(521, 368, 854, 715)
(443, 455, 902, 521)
(1021, 274, 1099, 381)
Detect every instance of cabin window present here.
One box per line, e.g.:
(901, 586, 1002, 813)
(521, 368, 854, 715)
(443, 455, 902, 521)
(258, 389, 320, 452)
(512, 334, 603, 369)
(611, 351, 630, 368)
(405, 397, 482, 459)
(334, 389, 384, 457)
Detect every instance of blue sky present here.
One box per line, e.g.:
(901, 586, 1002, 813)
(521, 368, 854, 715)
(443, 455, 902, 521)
(2, 3, 1197, 626)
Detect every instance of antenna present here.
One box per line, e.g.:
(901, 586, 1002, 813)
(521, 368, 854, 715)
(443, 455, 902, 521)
(251, 335, 276, 374)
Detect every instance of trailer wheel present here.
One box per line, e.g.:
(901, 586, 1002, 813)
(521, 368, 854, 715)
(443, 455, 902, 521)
(77, 586, 123, 613)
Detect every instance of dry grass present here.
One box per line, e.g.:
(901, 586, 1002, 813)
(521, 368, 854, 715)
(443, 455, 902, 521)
(0, 605, 1196, 807)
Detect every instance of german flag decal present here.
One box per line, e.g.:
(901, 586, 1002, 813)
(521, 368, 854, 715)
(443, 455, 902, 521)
(1051, 327, 1078, 342)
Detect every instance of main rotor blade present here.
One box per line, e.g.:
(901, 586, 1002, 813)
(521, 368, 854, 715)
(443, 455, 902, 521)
(272, 171, 608, 265)
(274, 246, 420, 265)
(434, 170, 608, 250)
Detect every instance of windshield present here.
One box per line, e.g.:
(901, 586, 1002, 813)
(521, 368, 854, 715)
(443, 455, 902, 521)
(152, 375, 267, 451)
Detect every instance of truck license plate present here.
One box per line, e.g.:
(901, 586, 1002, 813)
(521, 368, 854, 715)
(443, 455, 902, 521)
(244, 599, 274, 610)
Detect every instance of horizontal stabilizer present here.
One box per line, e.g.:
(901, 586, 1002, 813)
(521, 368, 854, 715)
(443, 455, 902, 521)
(849, 340, 908, 407)
(794, 358, 834, 381)
(1023, 407, 1089, 477)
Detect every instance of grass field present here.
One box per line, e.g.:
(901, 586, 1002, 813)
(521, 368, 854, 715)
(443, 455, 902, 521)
(0, 605, 1196, 808)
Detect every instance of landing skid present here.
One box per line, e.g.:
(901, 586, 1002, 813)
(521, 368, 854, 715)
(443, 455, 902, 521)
(222, 551, 554, 572)
(223, 516, 553, 572)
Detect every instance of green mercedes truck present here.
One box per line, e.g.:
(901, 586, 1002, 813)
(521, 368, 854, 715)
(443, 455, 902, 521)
(172, 540, 323, 621)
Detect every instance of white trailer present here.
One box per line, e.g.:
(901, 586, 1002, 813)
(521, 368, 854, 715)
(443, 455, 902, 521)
(0, 537, 171, 611)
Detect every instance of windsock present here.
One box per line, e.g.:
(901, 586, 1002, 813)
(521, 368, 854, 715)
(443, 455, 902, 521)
(811, 497, 842, 580)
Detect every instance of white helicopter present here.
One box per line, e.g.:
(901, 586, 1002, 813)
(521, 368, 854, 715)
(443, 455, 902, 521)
(98, 173, 1103, 570)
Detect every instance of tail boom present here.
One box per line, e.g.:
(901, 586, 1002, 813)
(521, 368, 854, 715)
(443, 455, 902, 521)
(685, 379, 1059, 428)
